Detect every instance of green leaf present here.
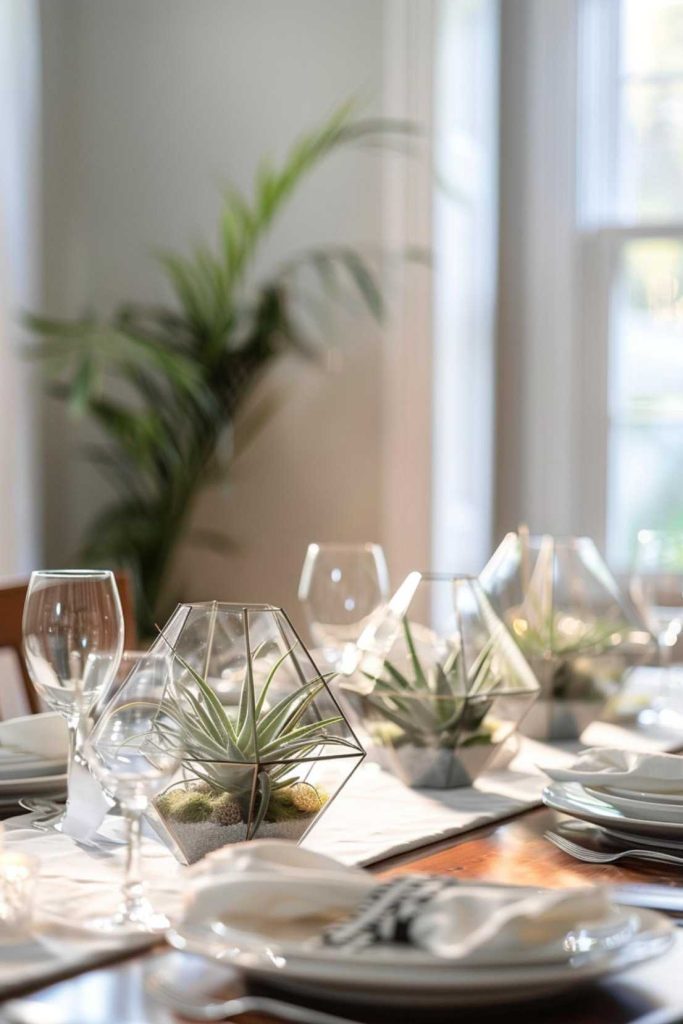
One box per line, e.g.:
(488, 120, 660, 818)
(402, 617, 428, 691)
(249, 770, 272, 838)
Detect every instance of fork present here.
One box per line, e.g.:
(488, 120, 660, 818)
(147, 973, 365, 1024)
(545, 830, 683, 866)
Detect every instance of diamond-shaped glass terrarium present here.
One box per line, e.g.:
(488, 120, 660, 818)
(342, 574, 539, 789)
(145, 602, 365, 864)
(480, 533, 657, 740)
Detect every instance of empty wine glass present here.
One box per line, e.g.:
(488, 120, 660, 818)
(82, 651, 182, 933)
(22, 570, 124, 828)
(298, 543, 389, 667)
(631, 529, 683, 665)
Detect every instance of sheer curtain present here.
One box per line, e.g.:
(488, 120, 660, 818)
(0, 0, 40, 575)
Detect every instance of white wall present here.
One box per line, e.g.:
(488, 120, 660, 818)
(38, 0, 387, 628)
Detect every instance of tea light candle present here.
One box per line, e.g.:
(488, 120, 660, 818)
(0, 849, 39, 935)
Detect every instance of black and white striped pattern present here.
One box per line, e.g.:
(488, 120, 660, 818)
(322, 875, 455, 952)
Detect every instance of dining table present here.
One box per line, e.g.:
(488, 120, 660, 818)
(2, 799, 683, 1024)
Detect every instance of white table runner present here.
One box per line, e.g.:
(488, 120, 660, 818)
(1, 700, 681, 997)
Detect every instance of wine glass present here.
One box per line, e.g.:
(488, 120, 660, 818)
(82, 651, 182, 933)
(298, 543, 390, 667)
(22, 570, 124, 827)
(631, 529, 683, 665)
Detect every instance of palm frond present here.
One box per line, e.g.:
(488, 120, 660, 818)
(26, 102, 416, 636)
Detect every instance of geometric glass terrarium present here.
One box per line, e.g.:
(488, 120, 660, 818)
(342, 574, 539, 789)
(480, 533, 657, 741)
(145, 602, 365, 864)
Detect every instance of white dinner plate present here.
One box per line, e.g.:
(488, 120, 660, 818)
(0, 772, 68, 796)
(0, 757, 67, 782)
(543, 782, 683, 840)
(603, 825, 683, 851)
(167, 904, 673, 1008)
(583, 786, 683, 824)
(601, 786, 683, 806)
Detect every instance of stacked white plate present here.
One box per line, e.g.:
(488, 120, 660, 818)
(543, 780, 683, 847)
(0, 712, 68, 812)
(168, 889, 673, 1008)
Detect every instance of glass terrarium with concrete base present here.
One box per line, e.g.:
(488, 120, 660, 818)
(480, 533, 657, 741)
(343, 574, 540, 788)
(145, 602, 365, 864)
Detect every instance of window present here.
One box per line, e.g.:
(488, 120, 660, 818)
(580, 0, 683, 568)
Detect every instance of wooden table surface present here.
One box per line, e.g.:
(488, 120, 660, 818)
(3, 806, 683, 1024)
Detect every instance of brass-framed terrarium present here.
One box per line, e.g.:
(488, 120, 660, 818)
(342, 574, 539, 788)
(480, 532, 657, 740)
(145, 602, 365, 864)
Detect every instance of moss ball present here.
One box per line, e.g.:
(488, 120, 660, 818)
(282, 782, 326, 814)
(171, 791, 213, 824)
(155, 789, 187, 819)
(210, 793, 243, 827)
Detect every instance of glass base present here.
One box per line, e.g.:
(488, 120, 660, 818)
(20, 800, 67, 832)
(86, 898, 169, 936)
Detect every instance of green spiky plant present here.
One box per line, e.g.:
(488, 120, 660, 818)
(26, 103, 412, 636)
(360, 618, 501, 750)
(507, 609, 634, 701)
(154, 646, 360, 839)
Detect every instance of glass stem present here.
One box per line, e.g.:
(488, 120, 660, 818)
(122, 810, 144, 921)
(65, 720, 80, 808)
(659, 639, 672, 670)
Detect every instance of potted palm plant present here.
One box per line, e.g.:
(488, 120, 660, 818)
(27, 104, 411, 637)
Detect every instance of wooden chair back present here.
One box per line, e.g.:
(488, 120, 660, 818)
(0, 572, 137, 715)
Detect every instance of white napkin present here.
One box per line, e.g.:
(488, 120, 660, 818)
(0, 712, 109, 841)
(60, 759, 112, 843)
(183, 840, 614, 964)
(187, 840, 373, 937)
(409, 884, 612, 964)
(543, 747, 683, 794)
(0, 712, 68, 762)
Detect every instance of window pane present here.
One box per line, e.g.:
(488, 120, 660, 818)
(607, 239, 683, 566)
(620, 80, 683, 219)
(621, 0, 683, 76)
(608, 425, 683, 566)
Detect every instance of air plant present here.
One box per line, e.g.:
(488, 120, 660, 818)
(154, 646, 358, 838)
(506, 606, 632, 701)
(360, 618, 501, 749)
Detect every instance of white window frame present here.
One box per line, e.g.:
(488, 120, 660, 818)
(496, 0, 683, 568)
(578, 0, 683, 562)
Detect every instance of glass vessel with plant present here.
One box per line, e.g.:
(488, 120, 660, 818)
(146, 601, 364, 864)
(26, 104, 413, 637)
(342, 574, 539, 788)
(480, 531, 656, 740)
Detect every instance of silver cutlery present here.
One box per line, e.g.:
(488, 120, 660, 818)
(147, 969, 364, 1024)
(17, 798, 124, 851)
(546, 830, 683, 868)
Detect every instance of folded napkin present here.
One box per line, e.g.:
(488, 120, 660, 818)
(543, 747, 683, 794)
(183, 840, 614, 965)
(0, 712, 68, 762)
(0, 712, 110, 842)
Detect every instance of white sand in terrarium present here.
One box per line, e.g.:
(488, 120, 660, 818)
(170, 816, 313, 864)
